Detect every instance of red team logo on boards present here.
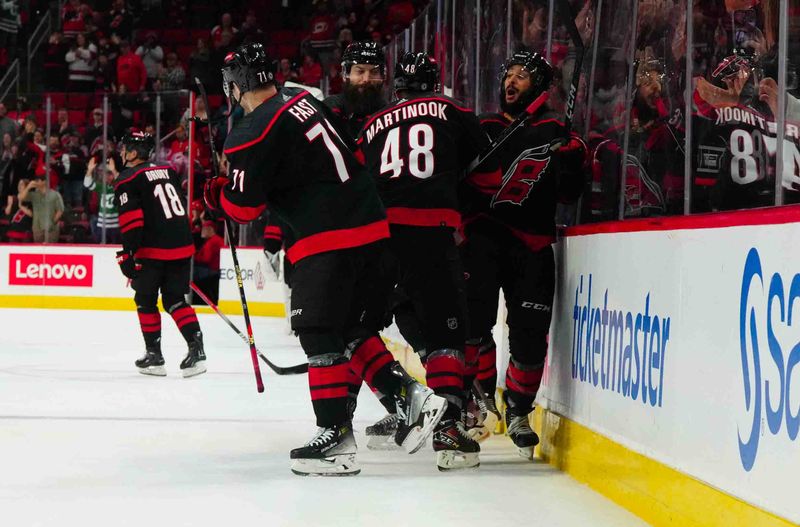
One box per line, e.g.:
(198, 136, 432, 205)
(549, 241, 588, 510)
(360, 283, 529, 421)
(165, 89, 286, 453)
(8, 254, 93, 287)
(491, 144, 551, 207)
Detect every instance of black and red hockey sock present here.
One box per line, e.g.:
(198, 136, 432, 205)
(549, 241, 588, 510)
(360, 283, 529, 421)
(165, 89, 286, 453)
(168, 303, 201, 343)
(505, 359, 543, 413)
(346, 368, 362, 417)
(137, 310, 161, 348)
(425, 348, 465, 415)
(308, 357, 351, 427)
(477, 339, 498, 395)
(349, 336, 401, 396)
(464, 341, 480, 398)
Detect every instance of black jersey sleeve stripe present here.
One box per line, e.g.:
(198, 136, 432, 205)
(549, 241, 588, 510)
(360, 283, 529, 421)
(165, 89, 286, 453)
(223, 91, 309, 155)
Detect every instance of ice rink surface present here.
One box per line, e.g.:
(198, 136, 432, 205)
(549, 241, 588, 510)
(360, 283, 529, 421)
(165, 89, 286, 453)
(0, 308, 650, 527)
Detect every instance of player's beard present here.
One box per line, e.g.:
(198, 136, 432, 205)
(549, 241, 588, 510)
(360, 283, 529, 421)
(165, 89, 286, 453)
(501, 85, 536, 117)
(344, 81, 385, 117)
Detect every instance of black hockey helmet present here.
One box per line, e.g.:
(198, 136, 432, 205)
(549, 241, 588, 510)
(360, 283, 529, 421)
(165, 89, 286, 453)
(500, 50, 553, 105)
(394, 52, 440, 93)
(221, 43, 276, 99)
(342, 41, 386, 78)
(121, 130, 154, 160)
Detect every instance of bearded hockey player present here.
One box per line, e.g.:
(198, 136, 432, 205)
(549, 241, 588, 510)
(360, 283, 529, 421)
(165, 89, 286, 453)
(325, 41, 387, 139)
(357, 51, 497, 470)
(203, 43, 446, 476)
(113, 131, 206, 378)
(461, 51, 587, 459)
(321, 41, 401, 448)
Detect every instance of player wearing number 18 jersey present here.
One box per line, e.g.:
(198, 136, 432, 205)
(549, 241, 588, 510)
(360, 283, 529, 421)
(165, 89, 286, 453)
(113, 131, 206, 378)
(205, 43, 447, 477)
(357, 52, 497, 471)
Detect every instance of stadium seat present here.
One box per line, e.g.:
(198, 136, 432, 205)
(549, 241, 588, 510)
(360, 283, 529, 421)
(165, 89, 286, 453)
(43, 92, 67, 109)
(68, 110, 86, 126)
(68, 93, 93, 111)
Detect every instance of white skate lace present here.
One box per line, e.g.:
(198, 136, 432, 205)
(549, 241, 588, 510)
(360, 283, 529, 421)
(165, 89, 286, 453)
(507, 415, 533, 436)
(306, 427, 336, 447)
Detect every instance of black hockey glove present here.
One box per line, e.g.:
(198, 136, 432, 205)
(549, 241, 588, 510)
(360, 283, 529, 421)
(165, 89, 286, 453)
(554, 136, 587, 174)
(116, 250, 142, 279)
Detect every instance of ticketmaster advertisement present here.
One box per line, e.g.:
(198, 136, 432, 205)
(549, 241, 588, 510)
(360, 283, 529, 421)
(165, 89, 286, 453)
(544, 219, 800, 524)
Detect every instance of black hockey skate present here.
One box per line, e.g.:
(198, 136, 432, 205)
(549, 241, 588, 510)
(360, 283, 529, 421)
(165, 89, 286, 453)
(505, 408, 540, 460)
(391, 365, 448, 454)
(290, 422, 360, 476)
(365, 412, 401, 451)
(135, 342, 166, 376)
(467, 384, 501, 443)
(180, 332, 207, 378)
(433, 418, 481, 471)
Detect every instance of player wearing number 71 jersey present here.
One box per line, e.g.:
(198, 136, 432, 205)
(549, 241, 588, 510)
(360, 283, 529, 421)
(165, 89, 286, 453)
(206, 43, 448, 476)
(357, 52, 498, 471)
(113, 131, 206, 378)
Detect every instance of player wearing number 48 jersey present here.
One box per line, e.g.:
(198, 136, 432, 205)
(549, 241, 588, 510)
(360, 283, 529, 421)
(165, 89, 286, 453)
(357, 52, 499, 471)
(113, 131, 206, 378)
(204, 43, 447, 477)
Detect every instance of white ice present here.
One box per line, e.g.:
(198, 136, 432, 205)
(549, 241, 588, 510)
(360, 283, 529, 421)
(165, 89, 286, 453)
(0, 308, 650, 527)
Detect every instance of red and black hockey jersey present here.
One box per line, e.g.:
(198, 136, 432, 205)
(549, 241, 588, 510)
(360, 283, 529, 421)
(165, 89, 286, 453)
(114, 162, 194, 260)
(356, 93, 491, 228)
(323, 92, 384, 140)
(462, 95, 586, 250)
(220, 87, 389, 264)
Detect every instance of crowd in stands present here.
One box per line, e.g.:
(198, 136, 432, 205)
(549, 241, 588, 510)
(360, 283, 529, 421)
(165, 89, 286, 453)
(0, 0, 424, 257)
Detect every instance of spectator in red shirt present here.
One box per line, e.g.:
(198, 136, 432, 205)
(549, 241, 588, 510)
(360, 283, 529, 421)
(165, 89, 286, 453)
(298, 53, 323, 87)
(385, 0, 416, 33)
(308, 1, 336, 44)
(62, 0, 90, 39)
(211, 13, 238, 49)
(116, 40, 146, 93)
(194, 220, 224, 279)
(44, 31, 69, 91)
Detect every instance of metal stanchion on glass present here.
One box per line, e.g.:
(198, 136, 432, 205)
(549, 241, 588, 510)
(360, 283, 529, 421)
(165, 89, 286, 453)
(101, 94, 109, 244)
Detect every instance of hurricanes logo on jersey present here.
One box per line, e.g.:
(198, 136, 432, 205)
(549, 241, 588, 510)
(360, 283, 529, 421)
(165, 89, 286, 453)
(491, 144, 551, 207)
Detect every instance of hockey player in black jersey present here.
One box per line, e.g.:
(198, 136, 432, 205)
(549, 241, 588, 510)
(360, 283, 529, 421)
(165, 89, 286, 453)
(461, 51, 587, 458)
(324, 41, 387, 139)
(357, 52, 499, 470)
(204, 43, 446, 476)
(113, 131, 206, 378)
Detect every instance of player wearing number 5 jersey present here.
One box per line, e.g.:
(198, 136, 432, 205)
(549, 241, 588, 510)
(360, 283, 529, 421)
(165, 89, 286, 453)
(206, 43, 447, 477)
(113, 131, 206, 378)
(357, 52, 497, 471)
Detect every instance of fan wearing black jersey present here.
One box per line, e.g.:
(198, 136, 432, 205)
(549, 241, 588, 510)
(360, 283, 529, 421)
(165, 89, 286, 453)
(203, 43, 447, 477)
(114, 131, 206, 378)
(461, 51, 587, 459)
(357, 52, 498, 470)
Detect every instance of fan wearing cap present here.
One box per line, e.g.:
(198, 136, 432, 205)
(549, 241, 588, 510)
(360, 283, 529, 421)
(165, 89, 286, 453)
(356, 51, 500, 471)
(113, 130, 206, 379)
(204, 42, 448, 477)
(459, 50, 588, 458)
(324, 41, 387, 139)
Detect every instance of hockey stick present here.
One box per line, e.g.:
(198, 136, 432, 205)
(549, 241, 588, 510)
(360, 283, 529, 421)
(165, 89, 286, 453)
(469, 1, 590, 174)
(194, 77, 265, 393)
(190, 282, 309, 375)
(467, 92, 549, 173)
(557, 0, 588, 141)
